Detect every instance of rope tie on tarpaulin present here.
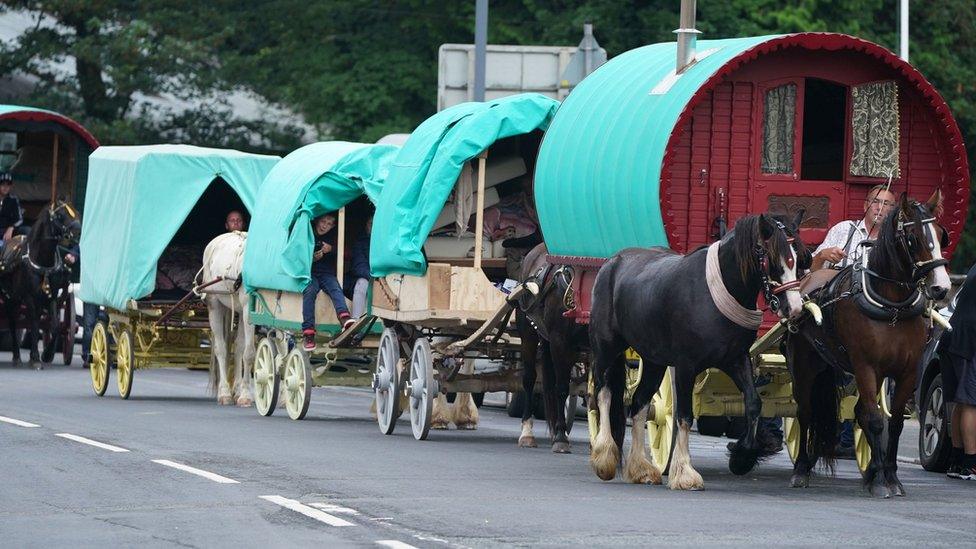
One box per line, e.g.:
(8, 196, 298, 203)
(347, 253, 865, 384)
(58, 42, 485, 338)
(705, 241, 763, 330)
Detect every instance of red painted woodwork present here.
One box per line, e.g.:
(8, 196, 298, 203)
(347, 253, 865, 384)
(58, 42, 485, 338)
(0, 110, 99, 149)
(660, 33, 969, 259)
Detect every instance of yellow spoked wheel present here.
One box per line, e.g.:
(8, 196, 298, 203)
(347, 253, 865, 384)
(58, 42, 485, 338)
(90, 322, 110, 396)
(854, 385, 892, 473)
(116, 328, 134, 399)
(647, 367, 676, 473)
(587, 370, 598, 444)
(624, 357, 643, 404)
(784, 417, 800, 464)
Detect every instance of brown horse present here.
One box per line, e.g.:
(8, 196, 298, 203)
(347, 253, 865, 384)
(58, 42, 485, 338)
(786, 191, 949, 497)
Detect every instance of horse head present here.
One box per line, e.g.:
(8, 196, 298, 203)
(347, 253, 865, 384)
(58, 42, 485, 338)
(39, 199, 82, 248)
(887, 190, 951, 300)
(734, 213, 804, 320)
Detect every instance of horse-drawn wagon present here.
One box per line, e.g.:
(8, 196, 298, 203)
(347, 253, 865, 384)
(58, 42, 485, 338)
(0, 105, 98, 365)
(242, 141, 398, 420)
(78, 145, 279, 398)
(532, 31, 968, 488)
(367, 93, 561, 440)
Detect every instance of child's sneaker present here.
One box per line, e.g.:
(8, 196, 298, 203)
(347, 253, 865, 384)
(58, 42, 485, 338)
(339, 312, 355, 330)
(302, 329, 316, 351)
(946, 463, 963, 479)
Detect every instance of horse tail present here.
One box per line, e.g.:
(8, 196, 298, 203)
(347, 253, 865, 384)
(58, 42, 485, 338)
(807, 368, 839, 472)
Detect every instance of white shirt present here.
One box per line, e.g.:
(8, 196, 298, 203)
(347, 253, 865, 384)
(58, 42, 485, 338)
(814, 219, 870, 269)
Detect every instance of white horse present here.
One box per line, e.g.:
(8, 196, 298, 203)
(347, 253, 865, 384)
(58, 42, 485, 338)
(201, 231, 255, 406)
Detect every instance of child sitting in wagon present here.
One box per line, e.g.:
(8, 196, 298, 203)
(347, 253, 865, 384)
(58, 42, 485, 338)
(302, 212, 355, 350)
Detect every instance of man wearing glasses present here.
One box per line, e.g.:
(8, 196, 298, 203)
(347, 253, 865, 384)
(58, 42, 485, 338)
(811, 185, 897, 271)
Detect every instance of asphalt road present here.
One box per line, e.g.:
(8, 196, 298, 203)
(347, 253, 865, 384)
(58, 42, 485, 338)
(1, 354, 974, 548)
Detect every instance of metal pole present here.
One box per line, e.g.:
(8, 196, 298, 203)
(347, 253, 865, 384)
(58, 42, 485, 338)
(337, 207, 346, 287)
(899, 0, 909, 61)
(473, 0, 488, 102)
(50, 133, 59, 203)
(583, 23, 593, 76)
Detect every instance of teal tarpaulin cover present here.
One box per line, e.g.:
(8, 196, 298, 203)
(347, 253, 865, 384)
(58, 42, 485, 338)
(78, 145, 280, 309)
(243, 142, 398, 293)
(370, 93, 559, 276)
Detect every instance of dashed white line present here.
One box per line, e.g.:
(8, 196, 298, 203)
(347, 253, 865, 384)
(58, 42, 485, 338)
(151, 459, 239, 484)
(55, 433, 129, 452)
(259, 495, 355, 527)
(308, 502, 361, 515)
(0, 415, 40, 428)
(376, 541, 420, 549)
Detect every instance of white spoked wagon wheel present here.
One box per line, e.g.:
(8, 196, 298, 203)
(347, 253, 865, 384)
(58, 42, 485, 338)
(89, 321, 110, 397)
(253, 336, 280, 417)
(283, 347, 312, 420)
(116, 328, 134, 400)
(374, 327, 400, 435)
(408, 338, 435, 441)
(647, 366, 677, 473)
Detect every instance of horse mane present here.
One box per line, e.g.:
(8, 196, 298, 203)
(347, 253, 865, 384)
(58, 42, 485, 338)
(868, 204, 917, 282)
(730, 214, 791, 284)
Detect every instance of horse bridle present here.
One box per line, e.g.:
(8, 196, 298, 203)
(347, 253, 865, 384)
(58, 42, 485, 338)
(755, 219, 802, 313)
(895, 202, 948, 284)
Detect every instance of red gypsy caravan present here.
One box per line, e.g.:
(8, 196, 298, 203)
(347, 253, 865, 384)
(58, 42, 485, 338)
(533, 32, 970, 472)
(0, 105, 99, 365)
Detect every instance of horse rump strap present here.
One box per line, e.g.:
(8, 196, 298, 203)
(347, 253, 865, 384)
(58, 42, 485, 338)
(706, 242, 763, 330)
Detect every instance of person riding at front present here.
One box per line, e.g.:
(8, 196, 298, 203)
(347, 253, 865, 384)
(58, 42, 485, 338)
(0, 172, 24, 248)
(225, 210, 245, 232)
(302, 212, 354, 350)
(811, 185, 897, 271)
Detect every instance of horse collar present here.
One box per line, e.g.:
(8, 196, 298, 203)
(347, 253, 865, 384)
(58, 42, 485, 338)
(705, 242, 763, 330)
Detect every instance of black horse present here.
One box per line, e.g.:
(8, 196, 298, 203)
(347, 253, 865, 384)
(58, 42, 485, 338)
(588, 212, 807, 488)
(0, 200, 81, 364)
(515, 243, 587, 453)
(786, 191, 949, 497)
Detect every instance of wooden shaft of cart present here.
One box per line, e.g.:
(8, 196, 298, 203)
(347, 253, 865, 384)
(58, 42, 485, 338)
(337, 206, 346, 284)
(473, 150, 488, 271)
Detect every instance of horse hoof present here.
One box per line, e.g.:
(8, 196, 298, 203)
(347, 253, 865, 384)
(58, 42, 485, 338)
(518, 436, 538, 448)
(236, 398, 253, 408)
(551, 441, 571, 454)
(431, 421, 449, 430)
(789, 474, 809, 488)
(891, 482, 906, 497)
(218, 397, 233, 406)
(455, 422, 477, 431)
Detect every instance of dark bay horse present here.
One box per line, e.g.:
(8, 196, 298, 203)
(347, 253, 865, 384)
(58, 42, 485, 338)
(515, 243, 587, 453)
(588, 212, 806, 489)
(0, 200, 81, 364)
(786, 191, 949, 497)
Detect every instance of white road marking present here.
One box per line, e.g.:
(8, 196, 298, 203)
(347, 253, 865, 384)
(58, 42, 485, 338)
(308, 502, 361, 515)
(376, 541, 420, 549)
(55, 433, 129, 452)
(151, 459, 239, 484)
(0, 415, 39, 428)
(259, 495, 355, 527)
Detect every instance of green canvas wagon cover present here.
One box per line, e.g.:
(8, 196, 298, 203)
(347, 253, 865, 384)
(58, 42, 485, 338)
(370, 93, 559, 277)
(243, 141, 398, 294)
(78, 144, 280, 310)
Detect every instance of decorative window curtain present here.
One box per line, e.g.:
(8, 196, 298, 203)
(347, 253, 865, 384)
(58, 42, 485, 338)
(761, 83, 797, 174)
(850, 81, 900, 178)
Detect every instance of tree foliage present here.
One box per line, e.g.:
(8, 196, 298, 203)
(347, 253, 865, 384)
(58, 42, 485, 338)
(1, 0, 974, 265)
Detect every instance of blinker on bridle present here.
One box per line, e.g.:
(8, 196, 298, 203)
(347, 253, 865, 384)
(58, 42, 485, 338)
(756, 219, 801, 313)
(896, 202, 948, 283)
